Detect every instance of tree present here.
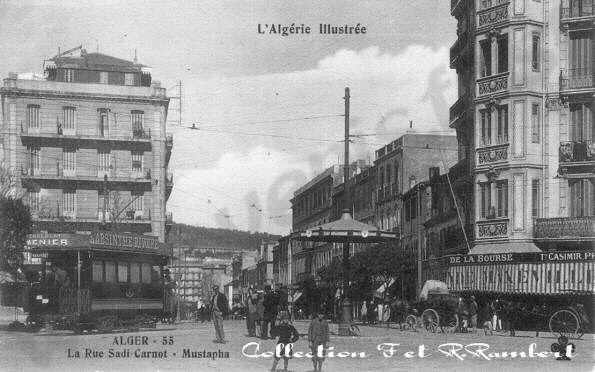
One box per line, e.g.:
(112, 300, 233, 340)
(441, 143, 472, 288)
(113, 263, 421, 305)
(0, 165, 32, 280)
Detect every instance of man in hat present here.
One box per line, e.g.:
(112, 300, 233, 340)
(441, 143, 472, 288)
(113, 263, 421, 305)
(210, 284, 229, 343)
(469, 295, 478, 333)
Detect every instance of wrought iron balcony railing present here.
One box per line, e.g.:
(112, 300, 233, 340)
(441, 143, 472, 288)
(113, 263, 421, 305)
(477, 72, 509, 97)
(561, 0, 594, 20)
(560, 68, 594, 90)
(449, 93, 469, 124)
(534, 216, 595, 239)
(477, 143, 509, 165)
(477, 1, 509, 29)
(559, 141, 595, 163)
(476, 218, 508, 239)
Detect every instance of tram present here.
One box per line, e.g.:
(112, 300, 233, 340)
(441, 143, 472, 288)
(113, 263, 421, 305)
(23, 232, 174, 333)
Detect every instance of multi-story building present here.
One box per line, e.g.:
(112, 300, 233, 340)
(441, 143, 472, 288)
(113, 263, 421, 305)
(1, 47, 173, 241)
(374, 134, 458, 234)
(256, 240, 275, 288)
(290, 165, 345, 284)
(450, 0, 594, 254)
(422, 166, 474, 285)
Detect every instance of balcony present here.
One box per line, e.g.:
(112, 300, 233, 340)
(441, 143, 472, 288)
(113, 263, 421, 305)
(449, 93, 469, 126)
(2, 77, 167, 100)
(560, 69, 594, 92)
(477, 1, 509, 30)
(561, 0, 594, 24)
(476, 218, 508, 239)
(32, 212, 152, 234)
(477, 72, 509, 97)
(558, 141, 595, 176)
(534, 216, 595, 240)
(20, 123, 152, 147)
(477, 143, 509, 166)
(450, 33, 471, 68)
(19, 165, 152, 188)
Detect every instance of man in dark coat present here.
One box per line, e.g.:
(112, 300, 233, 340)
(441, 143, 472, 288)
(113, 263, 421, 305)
(261, 285, 279, 339)
(210, 285, 229, 343)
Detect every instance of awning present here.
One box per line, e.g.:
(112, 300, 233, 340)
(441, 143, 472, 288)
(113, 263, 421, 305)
(470, 241, 541, 254)
(419, 280, 449, 300)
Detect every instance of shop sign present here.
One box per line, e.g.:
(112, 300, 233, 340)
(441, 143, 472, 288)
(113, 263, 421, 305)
(89, 232, 160, 251)
(447, 251, 595, 265)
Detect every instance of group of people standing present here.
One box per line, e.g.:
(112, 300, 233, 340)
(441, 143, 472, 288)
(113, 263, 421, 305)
(244, 285, 286, 338)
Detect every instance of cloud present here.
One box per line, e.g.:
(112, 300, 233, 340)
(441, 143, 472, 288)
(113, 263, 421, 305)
(169, 45, 456, 234)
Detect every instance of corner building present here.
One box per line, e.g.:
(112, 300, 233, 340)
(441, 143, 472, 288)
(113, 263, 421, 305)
(1, 48, 173, 242)
(451, 0, 594, 254)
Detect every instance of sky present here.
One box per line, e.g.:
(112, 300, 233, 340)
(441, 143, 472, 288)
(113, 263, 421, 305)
(0, 0, 458, 235)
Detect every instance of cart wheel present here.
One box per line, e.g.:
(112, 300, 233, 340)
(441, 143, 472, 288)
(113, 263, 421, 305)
(446, 316, 458, 333)
(549, 310, 580, 338)
(422, 309, 439, 333)
(97, 316, 115, 332)
(405, 315, 417, 331)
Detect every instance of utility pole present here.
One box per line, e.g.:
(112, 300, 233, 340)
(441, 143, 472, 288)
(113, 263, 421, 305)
(340, 87, 352, 336)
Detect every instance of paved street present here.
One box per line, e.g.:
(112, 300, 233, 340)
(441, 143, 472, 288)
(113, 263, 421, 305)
(0, 320, 593, 372)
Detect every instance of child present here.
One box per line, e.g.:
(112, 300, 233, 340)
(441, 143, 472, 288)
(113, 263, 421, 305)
(270, 311, 299, 372)
(308, 311, 329, 372)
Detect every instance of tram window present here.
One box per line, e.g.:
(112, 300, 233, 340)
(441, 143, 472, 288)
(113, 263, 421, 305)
(105, 261, 116, 283)
(92, 261, 103, 282)
(141, 263, 151, 283)
(130, 263, 140, 283)
(152, 266, 161, 282)
(118, 263, 129, 283)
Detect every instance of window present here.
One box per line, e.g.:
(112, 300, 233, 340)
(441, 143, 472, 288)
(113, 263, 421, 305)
(97, 149, 111, 174)
(532, 179, 540, 218)
(64, 69, 73, 82)
(531, 104, 540, 143)
(411, 196, 417, 219)
(497, 34, 509, 74)
(131, 110, 145, 138)
(131, 193, 143, 213)
(62, 148, 76, 176)
(99, 72, 109, 84)
(125, 73, 135, 86)
(480, 109, 492, 146)
(568, 0, 594, 18)
(62, 190, 75, 216)
(480, 39, 492, 77)
(92, 261, 103, 282)
(570, 179, 594, 217)
(532, 34, 541, 71)
(480, 182, 491, 218)
(27, 105, 40, 130)
(568, 30, 593, 84)
(98, 109, 109, 137)
(569, 103, 594, 142)
(131, 151, 143, 174)
(28, 189, 40, 212)
(28, 146, 40, 175)
(117, 262, 129, 283)
(141, 263, 152, 283)
(496, 180, 508, 217)
(63, 107, 76, 133)
(497, 105, 508, 143)
(104, 261, 116, 283)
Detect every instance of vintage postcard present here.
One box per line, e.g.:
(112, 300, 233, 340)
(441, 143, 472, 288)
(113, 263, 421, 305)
(0, 0, 593, 371)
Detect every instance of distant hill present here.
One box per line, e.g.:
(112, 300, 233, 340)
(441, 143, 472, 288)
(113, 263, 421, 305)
(168, 223, 280, 252)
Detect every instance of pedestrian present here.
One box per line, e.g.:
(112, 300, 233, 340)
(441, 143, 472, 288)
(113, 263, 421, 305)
(270, 311, 299, 372)
(262, 285, 279, 339)
(308, 310, 330, 372)
(209, 285, 229, 343)
(361, 301, 367, 324)
(246, 289, 259, 337)
(197, 297, 206, 323)
(468, 296, 478, 332)
(455, 297, 467, 332)
(256, 292, 265, 337)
